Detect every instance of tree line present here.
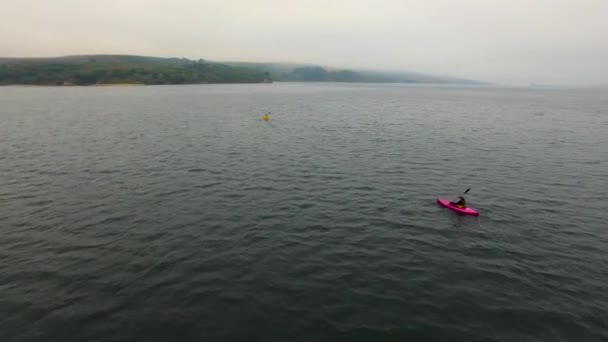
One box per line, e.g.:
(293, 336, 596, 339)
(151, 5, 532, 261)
(0, 56, 270, 85)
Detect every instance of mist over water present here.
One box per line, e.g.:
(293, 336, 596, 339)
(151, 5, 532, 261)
(1, 84, 607, 341)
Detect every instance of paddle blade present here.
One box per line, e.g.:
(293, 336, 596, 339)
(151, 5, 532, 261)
(464, 188, 471, 194)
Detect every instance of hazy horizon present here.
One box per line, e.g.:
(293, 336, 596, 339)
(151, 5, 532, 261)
(2, 0, 607, 85)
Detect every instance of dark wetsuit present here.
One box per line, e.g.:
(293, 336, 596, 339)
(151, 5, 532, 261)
(452, 197, 466, 208)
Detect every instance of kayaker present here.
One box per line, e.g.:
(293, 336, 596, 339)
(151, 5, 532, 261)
(452, 196, 466, 208)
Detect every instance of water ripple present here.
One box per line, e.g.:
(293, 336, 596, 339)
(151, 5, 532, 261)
(0, 84, 607, 341)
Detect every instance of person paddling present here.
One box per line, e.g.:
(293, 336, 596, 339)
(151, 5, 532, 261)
(450, 188, 471, 208)
(452, 196, 466, 208)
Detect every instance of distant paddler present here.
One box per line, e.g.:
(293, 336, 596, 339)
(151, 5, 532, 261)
(263, 112, 270, 121)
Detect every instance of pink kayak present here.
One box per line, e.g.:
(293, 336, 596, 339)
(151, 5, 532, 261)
(437, 198, 480, 216)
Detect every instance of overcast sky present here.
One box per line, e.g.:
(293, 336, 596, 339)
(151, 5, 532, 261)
(2, 0, 607, 85)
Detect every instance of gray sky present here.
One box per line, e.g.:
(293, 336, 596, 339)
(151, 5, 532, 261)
(2, 0, 607, 85)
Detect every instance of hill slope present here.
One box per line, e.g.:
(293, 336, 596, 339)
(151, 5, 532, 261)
(0, 55, 482, 85)
(0, 55, 268, 85)
(223, 62, 481, 84)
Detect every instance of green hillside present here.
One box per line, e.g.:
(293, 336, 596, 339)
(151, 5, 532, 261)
(0, 55, 268, 85)
(0, 54, 481, 85)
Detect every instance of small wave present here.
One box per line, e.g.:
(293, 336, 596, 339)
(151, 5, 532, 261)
(187, 168, 207, 173)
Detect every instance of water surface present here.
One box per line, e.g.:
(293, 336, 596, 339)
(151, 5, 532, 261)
(1, 83, 607, 341)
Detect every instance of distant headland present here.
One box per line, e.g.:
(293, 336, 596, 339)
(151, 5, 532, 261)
(0, 54, 481, 86)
